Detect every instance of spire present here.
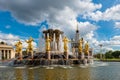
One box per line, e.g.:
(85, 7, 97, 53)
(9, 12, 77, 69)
(77, 23, 78, 31)
(75, 22, 79, 42)
(76, 22, 79, 33)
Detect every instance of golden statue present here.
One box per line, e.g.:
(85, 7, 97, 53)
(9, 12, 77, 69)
(26, 37, 34, 53)
(63, 36, 70, 52)
(15, 40, 22, 54)
(78, 38, 84, 53)
(84, 41, 89, 54)
(45, 35, 51, 52)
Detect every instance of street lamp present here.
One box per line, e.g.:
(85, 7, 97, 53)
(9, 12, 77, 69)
(99, 44, 103, 60)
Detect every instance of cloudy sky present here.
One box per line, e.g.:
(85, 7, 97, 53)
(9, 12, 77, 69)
(0, 0, 120, 53)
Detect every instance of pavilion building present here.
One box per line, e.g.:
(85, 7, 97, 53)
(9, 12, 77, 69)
(0, 42, 15, 60)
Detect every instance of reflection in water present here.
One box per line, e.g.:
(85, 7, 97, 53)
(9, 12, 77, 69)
(75, 68, 90, 80)
(45, 69, 54, 80)
(1, 62, 120, 80)
(37, 67, 90, 80)
(2, 66, 91, 80)
(15, 69, 23, 80)
(27, 69, 34, 80)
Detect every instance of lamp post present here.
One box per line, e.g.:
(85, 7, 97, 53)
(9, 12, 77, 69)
(99, 44, 103, 60)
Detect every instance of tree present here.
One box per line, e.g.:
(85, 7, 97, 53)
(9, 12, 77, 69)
(94, 53, 104, 59)
(105, 50, 113, 59)
(112, 51, 120, 58)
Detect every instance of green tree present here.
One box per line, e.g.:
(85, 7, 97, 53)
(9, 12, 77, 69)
(94, 53, 104, 59)
(105, 50, 113, 59)
(112, 51, 120, 58)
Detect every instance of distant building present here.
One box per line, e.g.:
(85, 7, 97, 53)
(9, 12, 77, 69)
(71, 25, 80, 53)
(71, 25, 93, 57)
(0, 42, 15, 60)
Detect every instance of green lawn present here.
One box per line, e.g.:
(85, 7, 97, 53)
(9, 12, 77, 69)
(94, 58, 120, 62)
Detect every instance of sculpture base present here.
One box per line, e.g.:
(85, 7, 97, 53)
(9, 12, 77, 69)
(12, 52, 93, 66)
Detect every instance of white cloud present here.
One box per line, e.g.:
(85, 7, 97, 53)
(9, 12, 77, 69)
(0, 0, 101, 25)
(100, 40, 120, 46)
(111, 35, 120, 40)
(0, 32, 19, 41)
(82, 32, 120, 53)
(78, 22, 97, 36)
(0, 0, 101, 30)
(102, 47, 113, 53)
(104, 47, 113, 51)
(0, 32, 37, 49)
(38, 37, 45, 52)
(0, 0, 102, 47)
(3, 0, 120, 53)
(97, 35, 120, 51)
(101, 4, 120, 21)
(22, 40, 37, 49)
(83, 31, 99, 47)
(0, 33, 20, 47)
(115, 22, 120, 28)
(85, 4, 120, 21)
(39, 25, 47, 33)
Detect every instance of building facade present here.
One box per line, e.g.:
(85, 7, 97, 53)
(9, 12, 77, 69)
(71, 25, 93, 57)
(71, 25, 80, 53)
(0, 42, 15, 60)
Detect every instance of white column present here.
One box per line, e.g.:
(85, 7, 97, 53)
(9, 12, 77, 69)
(7, 50, 9, 59)
(11, 50, 13, 58)
(11, 49, 15, 59)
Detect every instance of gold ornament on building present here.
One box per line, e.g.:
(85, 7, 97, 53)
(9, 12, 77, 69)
(78, 38, 84, 53)
(15, 40, 22, 54)
(84, 41, 89, 54)
(63, 36, 70, 52)
(45, 35, 51, 52)
(26, 37, 34, 53)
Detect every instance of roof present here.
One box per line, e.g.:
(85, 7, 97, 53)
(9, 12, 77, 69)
(43, 29, 63, 34)
(0, 44, 13, 49)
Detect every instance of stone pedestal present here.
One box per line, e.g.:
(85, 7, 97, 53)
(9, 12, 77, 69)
(20, 52, 22, 60)
(81, 52, 85, 59)
(47, 51, 51, 60)
(64, 52, 68, 59)
(31, 52, 33, 59)
(87, 53, 89, 59)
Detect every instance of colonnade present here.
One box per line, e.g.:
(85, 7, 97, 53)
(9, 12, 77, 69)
(0, 49, 12, 60)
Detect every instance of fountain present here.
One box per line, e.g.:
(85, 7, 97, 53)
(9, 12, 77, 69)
(7, 28, 93, 67)
(15, 40, 23, 60)
(58, 34, 63, 53)
(26, 37, 34, 59)
(52, 33, 57, 52)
